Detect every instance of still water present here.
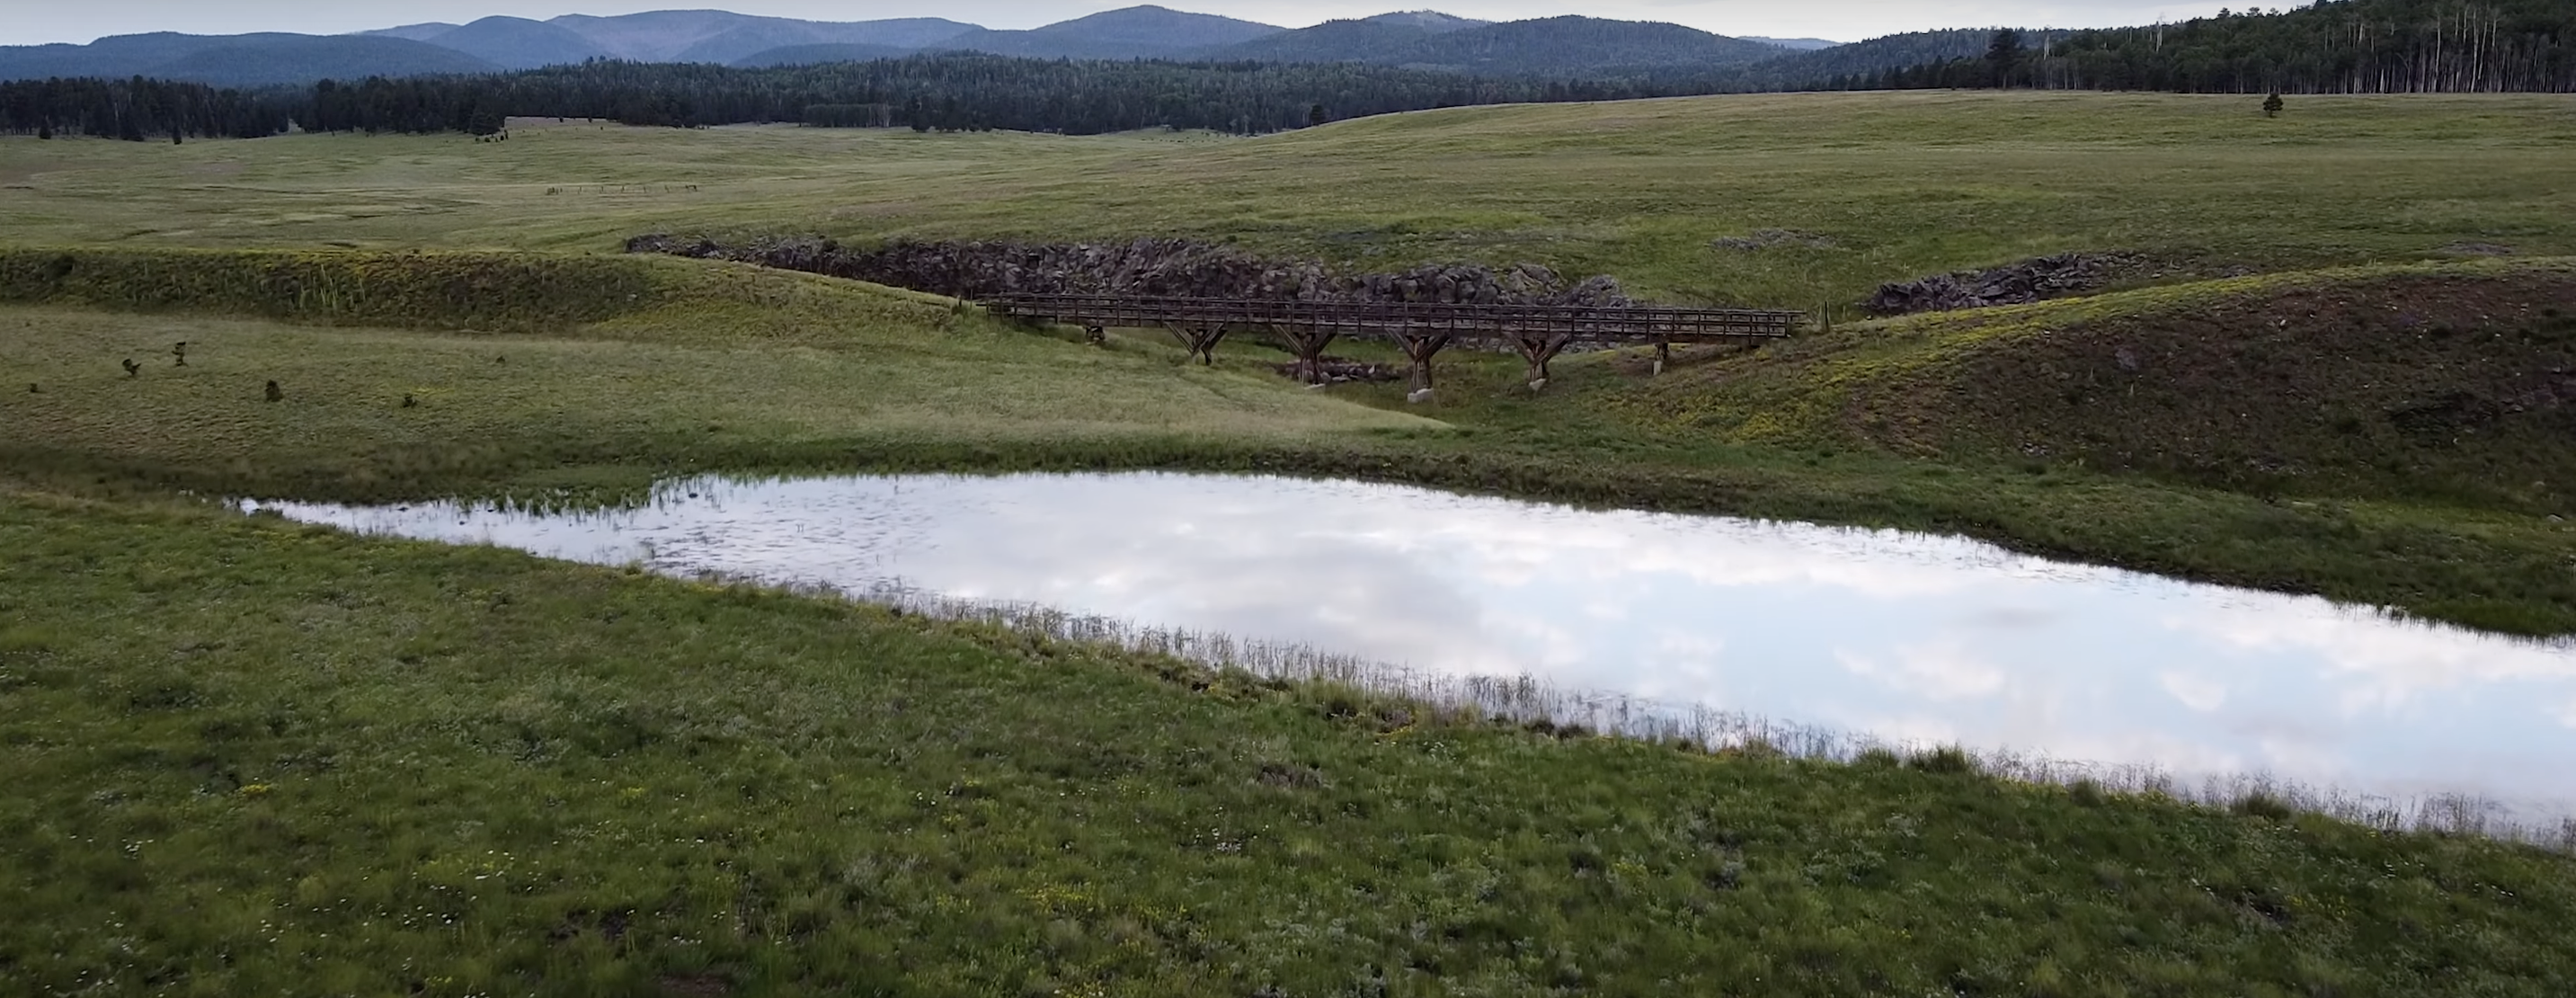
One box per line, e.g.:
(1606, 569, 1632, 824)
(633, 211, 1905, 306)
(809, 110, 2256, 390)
(249, 472, 2576, 829)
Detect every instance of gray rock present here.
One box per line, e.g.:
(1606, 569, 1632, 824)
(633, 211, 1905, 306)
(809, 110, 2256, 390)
(1866, 253, 2147, 316)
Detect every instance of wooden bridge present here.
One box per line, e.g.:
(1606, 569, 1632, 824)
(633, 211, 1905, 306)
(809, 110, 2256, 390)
(980, 294, 1807, 392)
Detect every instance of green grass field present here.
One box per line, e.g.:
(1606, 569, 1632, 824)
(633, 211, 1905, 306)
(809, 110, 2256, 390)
(5, 92, 2572, 307)
(6, 92, 2576, 994)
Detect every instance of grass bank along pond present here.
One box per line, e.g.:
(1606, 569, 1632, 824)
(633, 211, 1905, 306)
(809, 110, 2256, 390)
(253, 471, 2576, 843)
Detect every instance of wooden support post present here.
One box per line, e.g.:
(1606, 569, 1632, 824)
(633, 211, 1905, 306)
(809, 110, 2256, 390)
(1513, 333, 1573, 391)
(1281, 329, 1338, 384)
(1168, 325, 1228, 365)
(1393, 332, 1453, 399)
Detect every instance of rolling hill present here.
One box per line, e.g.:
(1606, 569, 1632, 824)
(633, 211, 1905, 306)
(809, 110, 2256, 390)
(1191, 13, 1785, 77)
(1746, 37, 1842, 50)
(1366, 16, 1783, 77)
(544, 11, 977, 62)
(359, 23, 466, 42)
(730, 42, 915, 68)
(1732, 29, 2014, 88)
(931, 6, 1284, 59)
(415, 16, 614, 71)
(1207, 12, 1488, 64)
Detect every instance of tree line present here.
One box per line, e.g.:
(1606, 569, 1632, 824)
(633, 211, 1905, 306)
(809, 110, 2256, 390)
(4, 54, 1688, 139)
(0, 76, 291, 140)
(1836, 0, 2572, 94)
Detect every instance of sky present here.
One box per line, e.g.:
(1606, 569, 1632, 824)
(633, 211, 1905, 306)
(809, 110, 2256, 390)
(4, 1, 2240, 48)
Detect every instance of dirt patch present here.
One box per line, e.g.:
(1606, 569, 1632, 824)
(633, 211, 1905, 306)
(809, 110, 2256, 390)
(626, 233, 1641, 307)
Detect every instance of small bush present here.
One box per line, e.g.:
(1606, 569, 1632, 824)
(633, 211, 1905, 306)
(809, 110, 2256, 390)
(1906, 745, 1978, 775)
(2234, 791, 2296, 820)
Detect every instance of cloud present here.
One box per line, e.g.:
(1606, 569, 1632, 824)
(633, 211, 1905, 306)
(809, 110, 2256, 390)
(1836, 639, 2005, 702)
(2160, 671, 2227, 712)
(2167, 602, 2576, 717)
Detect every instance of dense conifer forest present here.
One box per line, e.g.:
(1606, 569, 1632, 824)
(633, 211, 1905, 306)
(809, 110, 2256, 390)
(0, 76, 290, 140)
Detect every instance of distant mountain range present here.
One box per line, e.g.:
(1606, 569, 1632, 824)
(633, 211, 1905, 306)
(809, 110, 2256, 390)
(0, 5, 1857, 88)
(0, 32, 497, 87)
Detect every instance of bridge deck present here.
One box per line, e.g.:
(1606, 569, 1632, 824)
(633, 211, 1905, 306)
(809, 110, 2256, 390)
(980, 294, 1806, 343)
(979, 293, 1807, 394)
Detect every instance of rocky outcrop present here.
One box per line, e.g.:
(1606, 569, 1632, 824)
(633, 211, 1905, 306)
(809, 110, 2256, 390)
(625, 234, 1638, 307)
(1865, 253, 2148, 316)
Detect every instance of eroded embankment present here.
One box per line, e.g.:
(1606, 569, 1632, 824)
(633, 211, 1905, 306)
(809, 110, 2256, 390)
(625, 233, 1644, 307)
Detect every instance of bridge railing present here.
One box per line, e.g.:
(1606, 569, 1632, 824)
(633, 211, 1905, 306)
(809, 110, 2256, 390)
(980, 294, 1806, 343)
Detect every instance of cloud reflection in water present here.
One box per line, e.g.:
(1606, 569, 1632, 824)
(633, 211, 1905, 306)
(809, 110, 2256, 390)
(253, 471, 2576, 820)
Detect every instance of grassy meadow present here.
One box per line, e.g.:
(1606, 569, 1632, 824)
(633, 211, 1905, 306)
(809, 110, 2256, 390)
(5, 91, 2576, 994)
(3, 92, 2572, 307)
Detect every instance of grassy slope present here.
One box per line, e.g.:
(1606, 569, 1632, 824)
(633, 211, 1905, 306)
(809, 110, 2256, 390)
(0, 250, 1435, 498)
(4, 493, 2572, 996)
(3, 93, 2572, 307)
(1611, 260, 2576, 511)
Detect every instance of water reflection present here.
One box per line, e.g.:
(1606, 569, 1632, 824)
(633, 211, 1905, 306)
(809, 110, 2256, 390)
(249, 472, 2576, 827)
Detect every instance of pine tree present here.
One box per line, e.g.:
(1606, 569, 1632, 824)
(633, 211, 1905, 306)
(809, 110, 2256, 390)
(2262, 93, 2284, 117)
(1985, 29, 2025, 88)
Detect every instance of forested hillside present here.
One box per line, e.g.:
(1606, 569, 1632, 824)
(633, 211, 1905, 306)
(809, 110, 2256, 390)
(1199, 15, 1779, 78)
(1861, 0, 2574, 93)
(1728, 30, 2004, 89)
(1364, 16, 1782, 77)
(0, 54, 1673, 138)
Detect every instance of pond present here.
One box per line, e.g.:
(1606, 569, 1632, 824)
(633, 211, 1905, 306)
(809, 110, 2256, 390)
(247, 472, 2576, 836)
